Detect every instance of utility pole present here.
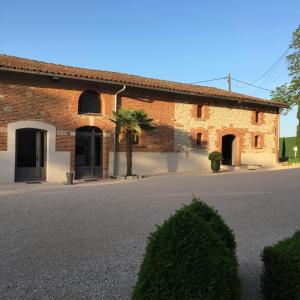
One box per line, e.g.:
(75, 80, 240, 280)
(227, 73, 232, 92)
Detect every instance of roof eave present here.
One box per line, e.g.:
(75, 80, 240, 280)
(0, 66, 288, 109)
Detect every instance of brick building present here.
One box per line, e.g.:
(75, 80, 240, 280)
(0, 55, 287, 183)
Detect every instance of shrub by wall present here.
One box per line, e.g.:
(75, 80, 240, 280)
(261, 231, 300, 300)
(132, 198, 240, 300)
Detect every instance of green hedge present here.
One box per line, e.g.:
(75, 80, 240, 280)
(288, 157, 300, 164)
(132, 198, 240, 300)
(261, 231, 300, 300)
(279, 137, 296, 158)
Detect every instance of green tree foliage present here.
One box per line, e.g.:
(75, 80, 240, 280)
(282, 137, 286, 158)
(271, 24, 300, 157)
(111, 109, 155, 176)
(132, 198, 240, 300)
(261, 231, 300, 300)
(279, 136, 296, 158)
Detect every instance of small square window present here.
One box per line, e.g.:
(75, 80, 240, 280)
(255, 111, 260, 123)
(197, 105, 203, 119)
(196, 133, 202, 146)
(254, 135, 260, 148)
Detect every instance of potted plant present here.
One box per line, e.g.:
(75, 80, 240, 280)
(208, 151, 222, 172)
(66, 171, 75, 185)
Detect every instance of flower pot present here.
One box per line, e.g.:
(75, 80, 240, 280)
(66, 172, 75, 185)
(211, 160, 221, 172)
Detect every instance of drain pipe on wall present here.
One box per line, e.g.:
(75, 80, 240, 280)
(113, 85, 126, 177)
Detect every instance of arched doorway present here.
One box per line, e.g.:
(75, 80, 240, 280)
(75, 126, 102, 179)
(222, 134, 236, 165)
(15, 128, 47, 181)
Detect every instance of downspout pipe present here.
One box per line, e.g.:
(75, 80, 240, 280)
(113, 85, 126, 176)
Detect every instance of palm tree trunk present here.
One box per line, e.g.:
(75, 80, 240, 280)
(125, 131, 133, 176)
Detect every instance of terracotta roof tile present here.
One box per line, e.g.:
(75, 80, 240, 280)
(0, 54, 288, 108)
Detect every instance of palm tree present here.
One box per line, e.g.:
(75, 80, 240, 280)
(111, 109, 155, 177)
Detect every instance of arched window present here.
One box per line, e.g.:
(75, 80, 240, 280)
(78, 90, 101, 114)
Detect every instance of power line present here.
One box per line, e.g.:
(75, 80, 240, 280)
(191, 47, 290, 94)
(256, 58, 287, 88)
(250, 47, 290, 85)
(267, 68, 287, 88)
(231, 78, 273, 92)
(227, 46, 291, 88)
(236, 58, 286, 89)
(255, 66, 288, 98)
(191, 75, 274, 92)
(190, 76, 227, 84)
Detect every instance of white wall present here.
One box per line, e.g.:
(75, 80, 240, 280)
(109, 150, 278, 176)
(0, 121, 70, 183)
(109, 149, 210, 176)
(241, 153, 277, 167)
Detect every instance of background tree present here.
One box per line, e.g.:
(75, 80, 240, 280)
(282, 137, 286, 159)
(271, 24, 300, 157)
(111, 109, 155, 177)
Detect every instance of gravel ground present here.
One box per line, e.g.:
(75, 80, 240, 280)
(0, 167, 299, 300)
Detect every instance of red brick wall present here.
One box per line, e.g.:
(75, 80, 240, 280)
(0, 72, 176, 175)
(120, 92, 175, 152)
(0, 73, 117, 174)
(0, 70, 280, 175)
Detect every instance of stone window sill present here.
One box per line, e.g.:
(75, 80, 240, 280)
(194, 145, 207, 149)
(133, 145, 146, 148)
(252, 121, 265, 126)
(78, 113, 102, 117)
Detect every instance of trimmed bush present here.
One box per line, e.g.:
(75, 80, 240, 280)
(208, 151, 222, 161)
(180, 197, 236, 254)
(261, 231, 300, 300)
(132, 198, 240, 300)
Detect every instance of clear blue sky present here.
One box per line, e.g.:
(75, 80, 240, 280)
(1, 0, 299, 136)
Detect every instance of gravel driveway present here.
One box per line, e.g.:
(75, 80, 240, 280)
(0, 168, 299, 299)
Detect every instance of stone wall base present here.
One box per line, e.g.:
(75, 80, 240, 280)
(109, 150, 211, 176)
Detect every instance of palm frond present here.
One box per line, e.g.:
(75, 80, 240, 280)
(112, 108, 155, 137)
